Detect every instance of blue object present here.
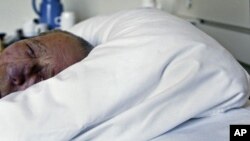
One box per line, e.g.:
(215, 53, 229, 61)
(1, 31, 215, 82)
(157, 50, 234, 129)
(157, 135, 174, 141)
(32, 0, 63, 29)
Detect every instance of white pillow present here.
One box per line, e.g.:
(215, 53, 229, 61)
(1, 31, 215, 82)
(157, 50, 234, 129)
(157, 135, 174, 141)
(0, 8, 249, 141)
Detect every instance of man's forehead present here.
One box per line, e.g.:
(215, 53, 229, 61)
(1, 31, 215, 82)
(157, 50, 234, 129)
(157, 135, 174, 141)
(25, 38, 45, 48)
(38, 31, 70, 39)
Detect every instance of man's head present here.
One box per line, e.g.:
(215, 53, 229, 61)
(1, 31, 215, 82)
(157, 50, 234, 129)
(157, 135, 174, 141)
(0, 30, 92, 98)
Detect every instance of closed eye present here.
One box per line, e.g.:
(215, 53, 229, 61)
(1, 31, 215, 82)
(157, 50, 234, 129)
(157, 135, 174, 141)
(25, 42, 36, 58)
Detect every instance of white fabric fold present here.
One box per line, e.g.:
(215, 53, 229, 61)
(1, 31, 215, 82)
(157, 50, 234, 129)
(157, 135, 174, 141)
(0, 9, 249, 141)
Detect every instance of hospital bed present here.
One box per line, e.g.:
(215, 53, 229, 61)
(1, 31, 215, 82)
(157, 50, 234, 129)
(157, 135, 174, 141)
(0, 8, 250, 141)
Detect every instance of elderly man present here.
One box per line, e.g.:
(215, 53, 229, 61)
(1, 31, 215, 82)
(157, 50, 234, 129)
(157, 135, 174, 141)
(0, 30, 92, 98)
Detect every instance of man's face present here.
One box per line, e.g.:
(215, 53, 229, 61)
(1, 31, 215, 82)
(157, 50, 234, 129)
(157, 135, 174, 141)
(0, 32, 85, 98)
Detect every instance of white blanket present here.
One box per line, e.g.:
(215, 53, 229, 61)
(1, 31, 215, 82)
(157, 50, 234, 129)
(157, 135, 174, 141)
(0, 9, 249, 141)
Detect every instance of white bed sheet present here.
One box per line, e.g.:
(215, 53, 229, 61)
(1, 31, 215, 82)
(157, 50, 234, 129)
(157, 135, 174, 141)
(152, 102, 250, 141)
(0, 8, 249, 141)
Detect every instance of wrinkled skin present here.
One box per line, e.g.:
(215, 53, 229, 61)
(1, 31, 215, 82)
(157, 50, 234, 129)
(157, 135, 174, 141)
(0, 32, 86, 98)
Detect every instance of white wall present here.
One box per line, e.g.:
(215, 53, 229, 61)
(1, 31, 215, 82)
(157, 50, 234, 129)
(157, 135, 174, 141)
(61, 0, 142, 20)
(173, 0, 250, 65)
(0, 0, 176, 35)
(62, 0, 178, 19)
(0, 0, 36, 34)
(174, 0, 250, 28)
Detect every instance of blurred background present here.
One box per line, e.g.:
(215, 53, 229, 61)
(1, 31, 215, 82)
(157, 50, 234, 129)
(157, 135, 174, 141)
(0, 0, 249, 72)
(0, 0, 175, 34)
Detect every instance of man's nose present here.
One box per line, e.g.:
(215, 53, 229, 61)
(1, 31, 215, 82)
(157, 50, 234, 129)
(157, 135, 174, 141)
(7, 67, 41, 91)
(7, 62, 37, 86)
(7, 64, 25, 86)
(12, 75, 25, 86)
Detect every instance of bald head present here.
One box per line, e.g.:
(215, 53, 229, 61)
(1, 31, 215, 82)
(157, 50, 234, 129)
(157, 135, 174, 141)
(0, 30, 92, 98)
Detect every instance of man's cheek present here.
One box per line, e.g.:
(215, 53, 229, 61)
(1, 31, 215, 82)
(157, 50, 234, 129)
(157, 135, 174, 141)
(0, 65, 6, 82)
(0, 65, 12, 96)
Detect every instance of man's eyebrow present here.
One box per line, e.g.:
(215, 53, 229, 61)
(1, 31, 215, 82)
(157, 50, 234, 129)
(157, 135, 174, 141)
(25, 39, 47, 54)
